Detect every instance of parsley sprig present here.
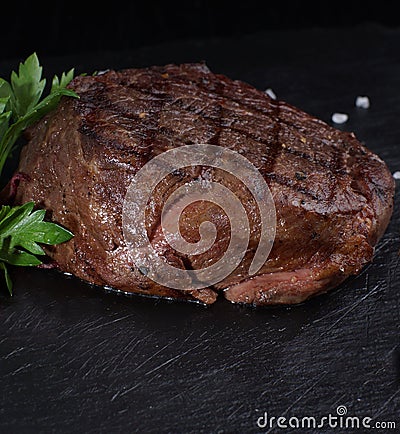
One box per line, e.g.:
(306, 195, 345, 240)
(0, 53, 77, 295)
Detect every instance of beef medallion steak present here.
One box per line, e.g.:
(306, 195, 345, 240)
(13, 63, 394, 305)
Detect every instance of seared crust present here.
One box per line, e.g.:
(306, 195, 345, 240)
(14, 63, 394, 305)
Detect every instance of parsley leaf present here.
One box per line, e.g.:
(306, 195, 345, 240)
(10, 53, 46, 119)
(0, 262, 12, 295)
(0, 79, 13, 111)
(0, 202, 73, 260)
(0, 202, 73, 293)
(51, 68, 75, 92)
(0, 53, 78, 295)
(0, 54, 79, 176)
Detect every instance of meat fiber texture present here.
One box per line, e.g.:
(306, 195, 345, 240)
(13, 63, 395, 305)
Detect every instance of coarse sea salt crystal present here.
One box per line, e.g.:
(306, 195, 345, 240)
(392, 171, 400, 180)
(355, 96, 370, 109)
(331, 113, 349, 124)
(265, 88, 277, 100)
(96, 69, 110, 75)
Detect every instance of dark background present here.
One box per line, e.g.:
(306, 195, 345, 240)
(2, 0, 400, 61)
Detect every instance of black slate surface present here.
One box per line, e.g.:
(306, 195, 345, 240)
(1, 24, 399, 433)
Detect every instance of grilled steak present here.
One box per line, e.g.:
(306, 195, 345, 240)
(13, 63, 394, 305)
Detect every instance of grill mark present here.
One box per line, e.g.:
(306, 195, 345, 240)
(265, 100, 282, 175)
(283, 145, 347, 175)
(119, 82, 351, 176)
(168, 71, 365, 164)
(207, 79, 224, 147)
(87, 112, 322, 202)
(141, 86, 169, 160)
(204, 92, 347, 174)
(78, 88, 172, 160)
(192, 76, 332, 136)
(77, 77, 354, 185)
(112, 68, 362, 163)
(78, 123, 151, 160)
(83, 94, 348, 189)
(167, 97, 348, 177)
(125, 81, 320, 142)
(265, 173, 320, 201)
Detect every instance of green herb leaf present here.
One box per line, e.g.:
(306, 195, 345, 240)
(0, 202, 35, 235)
(51, 68, 75, 92)
(0, 110, 11, 140)
(0, 79, 13, 112)
(0, 247, 42, 267)
(0, 53, 79, 295)
(0, 54, 79, 178)
(0, 96, 9, 114)
(10, 53, 46, 119)
(0, 205, 10, 222)
(0, 88, 78, 171)
(0, 262, 12, 295)
(0, 202, 73, 278)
